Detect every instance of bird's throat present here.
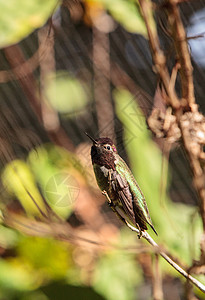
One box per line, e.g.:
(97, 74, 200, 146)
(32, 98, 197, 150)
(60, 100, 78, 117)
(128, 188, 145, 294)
(91, 146, 116, 170)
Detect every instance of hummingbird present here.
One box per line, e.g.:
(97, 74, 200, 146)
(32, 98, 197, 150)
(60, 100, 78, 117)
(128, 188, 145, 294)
(85, 133, 157, 237)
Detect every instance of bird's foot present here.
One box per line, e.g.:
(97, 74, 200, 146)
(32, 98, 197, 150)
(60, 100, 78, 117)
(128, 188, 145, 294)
(136, 223, 142, 239)
(102, 190, 113, 207)
(102, 190, 142, 238)
(125, 221, 142, 239)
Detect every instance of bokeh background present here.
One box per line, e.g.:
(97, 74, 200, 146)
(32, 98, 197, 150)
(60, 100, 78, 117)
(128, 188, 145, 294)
(0, 0, 205, 299)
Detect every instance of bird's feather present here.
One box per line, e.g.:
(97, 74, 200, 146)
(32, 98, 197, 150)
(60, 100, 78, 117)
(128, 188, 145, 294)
(113, 154, 157, 235)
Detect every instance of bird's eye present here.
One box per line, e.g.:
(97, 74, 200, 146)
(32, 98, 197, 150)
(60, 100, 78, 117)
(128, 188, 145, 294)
(107, 146, 111, 150)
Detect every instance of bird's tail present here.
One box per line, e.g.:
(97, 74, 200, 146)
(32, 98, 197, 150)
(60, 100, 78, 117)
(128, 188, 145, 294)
(150, 223, 158, 236)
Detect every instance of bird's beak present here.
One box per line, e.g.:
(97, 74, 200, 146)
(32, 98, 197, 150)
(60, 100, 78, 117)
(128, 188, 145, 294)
(84, 132, 98, 144)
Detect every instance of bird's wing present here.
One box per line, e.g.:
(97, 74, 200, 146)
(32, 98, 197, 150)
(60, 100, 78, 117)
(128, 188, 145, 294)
(114, 155, 157, 235)
(111, 170, 136, 226)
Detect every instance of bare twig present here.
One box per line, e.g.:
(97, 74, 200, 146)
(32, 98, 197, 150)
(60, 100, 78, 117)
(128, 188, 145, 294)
(2, 212, 157, 254)
(93, 23, 115, 141)
(138, 0, 180, 109)
(153, 254, 163, 300)
(0, 33, 53, 83)
(165, 0, 195, 106)
(102, 191, 205, 293)
(38, 26, 60, 132)
(4, 44, 75, 151)
(132, 225, 205, 293)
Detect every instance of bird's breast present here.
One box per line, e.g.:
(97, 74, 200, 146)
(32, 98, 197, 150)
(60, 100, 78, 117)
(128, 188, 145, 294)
(93, 164, 110, 191)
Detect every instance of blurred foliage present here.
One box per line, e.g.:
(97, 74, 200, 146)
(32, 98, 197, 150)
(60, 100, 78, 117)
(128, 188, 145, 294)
(0, 89, 204, 299)
(0, 90, 204, 299)
(114, 89, 203, 274)
(44, 71, 88, 115)
(0, 258, 34, 293)
(16, 236, 73, 281)
(2, 160, 47, 217)
(1, 144, 84, 219)
(0, 0, 58, 48)
(0, 1, 204, 298)
(0, 235, 81, 300)
(28, 145, 82, 218)
(93, 0, 147, 35)
(0, 225, 19, 249)
(93, 228, 143, 300)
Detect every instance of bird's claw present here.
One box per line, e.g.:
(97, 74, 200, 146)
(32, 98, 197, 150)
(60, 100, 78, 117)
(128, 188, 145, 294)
(102, 190, 142, 238)
(102, 190, 113, 207)
(125, 221, 142, 239)
(136, 223, 142, 239)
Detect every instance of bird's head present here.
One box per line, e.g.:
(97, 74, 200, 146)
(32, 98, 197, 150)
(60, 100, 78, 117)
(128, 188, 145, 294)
(85, 133, 117, 169)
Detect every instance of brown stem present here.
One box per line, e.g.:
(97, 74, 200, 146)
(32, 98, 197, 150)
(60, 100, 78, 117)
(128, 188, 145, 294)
(179, 119, 205, 232)
(4, 44, 75, 151)
(143, 231, 205, 293)
(102, 190, 205, 293)
(166, 0, 195, 106)
(93, 25, 115, 142)
(153, 254, 163, 300)
(138, 0, 180, 109)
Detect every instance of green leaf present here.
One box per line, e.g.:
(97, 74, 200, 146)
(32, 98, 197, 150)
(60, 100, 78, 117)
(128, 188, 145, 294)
(16, 236, 72, 280)
(0, 258, 33, 291)
(44, 71, 88, 115)
(0, 225, 19, 249)
(28, 145, 81, 219)
(1, 160, 47, 217)
(93, 229, 142, 300)
(95, 0, 147, 36)
(0, 0, 59, 48)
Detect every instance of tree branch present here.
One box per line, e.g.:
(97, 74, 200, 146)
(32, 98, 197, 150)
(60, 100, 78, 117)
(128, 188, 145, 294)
(138, 0, 180, 109)
(132, 224, 205, 293)
(102, 190, 205, 293)
(165, 0, 195, 106)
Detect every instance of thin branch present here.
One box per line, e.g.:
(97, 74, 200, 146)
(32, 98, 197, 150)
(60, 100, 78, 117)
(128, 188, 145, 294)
(0, 32, 53, 83)
(4, 44, 75, 152)
(131, 224, 205, 293)
(153, 254, 163, 300)
(2, 212, 156, 254)
(165, 0, 195, 106)
(179, 116, 205, 231)
(138, 0, 180, 109)
(102, 191, 205, 293)
(92, 24, 115, 141)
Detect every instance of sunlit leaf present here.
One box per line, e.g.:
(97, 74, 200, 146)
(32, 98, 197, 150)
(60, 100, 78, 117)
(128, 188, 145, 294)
(1, 160, 46, 217)
(16, 236, 72, 280)
(0, 0, 59, 48)
(45, 72, 88, 115)
(93, 229, 142, 300)
(0, 225, 19, 249)
(0, 259, 33, 291)
(28, 145, 81, 219)
(93, 0, 147, 36)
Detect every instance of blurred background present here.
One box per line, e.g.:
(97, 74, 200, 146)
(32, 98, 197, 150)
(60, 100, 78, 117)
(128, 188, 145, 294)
(0, 0, 205, 299)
